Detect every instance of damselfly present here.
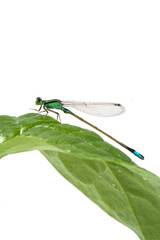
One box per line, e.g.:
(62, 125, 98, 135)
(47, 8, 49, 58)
(34, 97, 144, 160)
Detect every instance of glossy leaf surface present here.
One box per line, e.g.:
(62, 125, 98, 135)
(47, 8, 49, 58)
(0, 113, 159, 240)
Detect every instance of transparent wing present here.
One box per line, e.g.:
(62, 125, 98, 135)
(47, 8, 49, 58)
(61, 101, 125, 117)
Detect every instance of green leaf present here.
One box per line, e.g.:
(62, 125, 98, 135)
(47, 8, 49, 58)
(0, 113, 160, 240)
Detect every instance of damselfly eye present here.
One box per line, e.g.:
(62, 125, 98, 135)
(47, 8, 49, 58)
(37, 97, 42, 101)
(36, 97, 42, 105)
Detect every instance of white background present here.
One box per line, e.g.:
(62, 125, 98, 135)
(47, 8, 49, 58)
(0, 1, 160, 239)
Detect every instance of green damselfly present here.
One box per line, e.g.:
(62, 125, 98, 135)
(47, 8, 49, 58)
(34, 97, 144, 160)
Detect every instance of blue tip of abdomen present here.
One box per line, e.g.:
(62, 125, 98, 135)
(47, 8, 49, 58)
(133, 151, 144, 160)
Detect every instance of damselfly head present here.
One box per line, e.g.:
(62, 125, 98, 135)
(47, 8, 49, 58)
(36, 97, 42, 105)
